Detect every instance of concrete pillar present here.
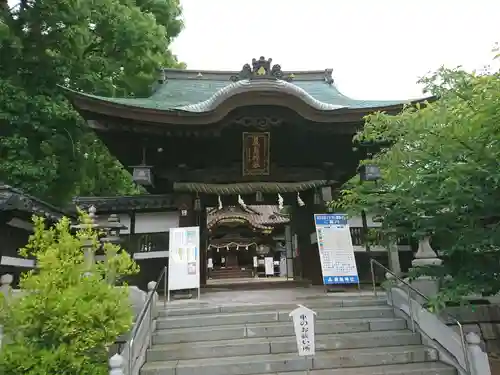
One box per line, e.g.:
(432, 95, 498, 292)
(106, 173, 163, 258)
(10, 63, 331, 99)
(387, 239, 402, 275)
(284, 225, 294, 279)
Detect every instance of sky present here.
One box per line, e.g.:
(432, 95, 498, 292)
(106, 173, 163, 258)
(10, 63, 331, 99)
(171, 0, 499, 100)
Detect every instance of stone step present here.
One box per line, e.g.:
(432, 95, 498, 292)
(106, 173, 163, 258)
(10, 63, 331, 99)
(160, 297, 388, 317)
(140, 345, 437, 375)
(156, 306, 394, 329)
(147, 330, 421, 361)
(238, 362, 457, 375)
(153, 317, 407, 344)
(210, 269, 254, 279)
(211, 273, 253, 279)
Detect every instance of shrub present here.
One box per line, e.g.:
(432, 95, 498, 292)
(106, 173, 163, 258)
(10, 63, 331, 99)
(0, 214, 139, 375)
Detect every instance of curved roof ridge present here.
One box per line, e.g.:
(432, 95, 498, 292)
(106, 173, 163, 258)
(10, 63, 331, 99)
(176, 80, 347, 112)
(161, 68, 335, 82)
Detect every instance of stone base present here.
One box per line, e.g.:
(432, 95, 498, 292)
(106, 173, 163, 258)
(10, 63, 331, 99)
(409, 276, 439, 300)
(171, 290, 193, 300)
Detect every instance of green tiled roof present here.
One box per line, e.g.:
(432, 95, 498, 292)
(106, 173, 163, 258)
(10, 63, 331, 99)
(67, 70, 419, 112)
(0, 183, 73, 221)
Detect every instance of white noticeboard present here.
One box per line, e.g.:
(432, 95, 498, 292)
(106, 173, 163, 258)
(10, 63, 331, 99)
(264, 257, 274, 275)
(167, 226, 200, 301)
(289, 304, 316, 356)
(314, 214, 359, 286)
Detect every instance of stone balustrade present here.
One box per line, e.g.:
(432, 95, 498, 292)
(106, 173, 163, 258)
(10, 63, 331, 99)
(385, 236, 492, 375)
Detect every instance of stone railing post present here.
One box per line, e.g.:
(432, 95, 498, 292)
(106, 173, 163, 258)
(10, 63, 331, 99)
(146, 281, 158, 349)
(466, 332, 491, 375)
(0, 274, 13, 302)
(101, 214, 126, 285)
(109, 353, 125, 375)
(72, 205, 99, 273)
(409, 236, 443, 299)
(0, 274, 13, 351)
(147, 281, 159, 319)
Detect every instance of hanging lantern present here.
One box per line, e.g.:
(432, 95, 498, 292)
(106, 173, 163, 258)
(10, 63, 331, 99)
(132, 166, 154, 186)
(256, 244, 270, 256)
(194, 197, 202, 212)
(313, 190, 321, 205)
(360, 164, 381, 182)
(256, 191, 263, 202)
(218, 195, 223, 210)
(131, 146, 154, 186)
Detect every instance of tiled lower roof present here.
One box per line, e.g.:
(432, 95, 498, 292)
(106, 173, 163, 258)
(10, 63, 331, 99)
(0, 184, 71, 221)
(72, 194, 176, 213)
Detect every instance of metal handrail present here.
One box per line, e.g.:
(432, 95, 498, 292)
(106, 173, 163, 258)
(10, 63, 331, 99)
(369, 258, 471, 374)
(127, 266, 167, 375)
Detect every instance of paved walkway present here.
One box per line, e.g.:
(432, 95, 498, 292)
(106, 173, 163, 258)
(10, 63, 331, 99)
(206, 277, 290, 285)
(158, 287, 381, 308)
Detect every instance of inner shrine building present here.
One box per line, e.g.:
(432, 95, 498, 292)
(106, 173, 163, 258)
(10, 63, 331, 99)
(64, 56, 423, 285)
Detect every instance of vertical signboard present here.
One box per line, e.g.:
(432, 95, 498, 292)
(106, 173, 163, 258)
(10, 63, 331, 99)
(167, 226, 200, 301)
(242, 132, 270, 176)
(314, 214, 359, 286)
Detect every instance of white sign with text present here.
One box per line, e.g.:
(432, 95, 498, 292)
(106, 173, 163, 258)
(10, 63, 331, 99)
(289, 304, 316, 356)
(264, 257, 274, 275)
(167, 226, 200, 301)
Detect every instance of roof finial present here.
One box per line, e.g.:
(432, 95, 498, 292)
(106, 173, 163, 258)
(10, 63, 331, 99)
(297, 192, 305, 207)
(237, 195, 246, 209)
(231, 56, 284, 82)
(277, 193, 284, 211)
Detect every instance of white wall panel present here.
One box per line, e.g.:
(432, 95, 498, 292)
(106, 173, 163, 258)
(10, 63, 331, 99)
(347, 215, 382, 228)
(134, 212, 179, 234)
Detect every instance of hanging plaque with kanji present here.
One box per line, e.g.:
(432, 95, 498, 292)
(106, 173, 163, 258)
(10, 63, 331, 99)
(242, 132, 270, 176)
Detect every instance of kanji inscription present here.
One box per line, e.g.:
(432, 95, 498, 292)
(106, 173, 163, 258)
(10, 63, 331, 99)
(242, 132, 270, 176)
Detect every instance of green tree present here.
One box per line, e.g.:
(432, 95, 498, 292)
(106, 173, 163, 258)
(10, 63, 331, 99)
(0, 214, 139, 374)
(0, 0, 183, 204)
(334, 62, 500, 306)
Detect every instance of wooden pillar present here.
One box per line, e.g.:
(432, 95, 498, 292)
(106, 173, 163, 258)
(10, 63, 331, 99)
(291, 191, 324, 285)
(198, 206, 208, 286)
(176, 194, 208, 287)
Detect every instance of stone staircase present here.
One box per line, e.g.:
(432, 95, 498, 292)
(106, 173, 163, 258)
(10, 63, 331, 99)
(141, 295, 457, 375)
(210, 267, 254, 280)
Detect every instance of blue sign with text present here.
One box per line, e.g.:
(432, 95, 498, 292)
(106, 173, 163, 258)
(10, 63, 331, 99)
(314, 213, 359, 286)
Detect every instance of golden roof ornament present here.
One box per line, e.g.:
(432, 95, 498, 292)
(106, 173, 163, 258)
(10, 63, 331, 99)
(230, 56, 285, 81)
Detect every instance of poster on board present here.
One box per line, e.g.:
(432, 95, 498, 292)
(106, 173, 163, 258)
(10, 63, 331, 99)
(314, 214, 359, 286)
(264, 257, 274, 276)
(167, 226, 200, 301)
